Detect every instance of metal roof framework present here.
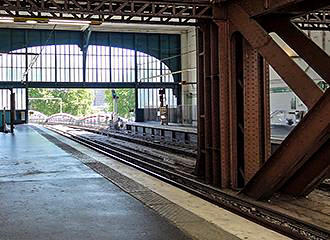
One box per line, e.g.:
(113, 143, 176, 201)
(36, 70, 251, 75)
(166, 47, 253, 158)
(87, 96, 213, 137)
(0, 1, 328, 30)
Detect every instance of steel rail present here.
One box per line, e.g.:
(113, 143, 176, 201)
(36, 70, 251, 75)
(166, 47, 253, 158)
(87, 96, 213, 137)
(50, 122, 279, 155)
(65, 124, 197, 158)
(44, 125, 330, 240)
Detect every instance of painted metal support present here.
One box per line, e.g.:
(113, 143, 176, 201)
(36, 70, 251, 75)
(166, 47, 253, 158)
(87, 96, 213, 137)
(210, 23, 221, 187)
(10, 89, 15, 133)
(230, 31, 245, 188)
(81, 27, 92, 83)
(80, 27, 92, 83)
(24, 38, 29, 123)
(25, 87, 29, 123)
(216, 20, 231, 188)
(227, 3, 323, 109)
(1, 108, 5, 132)
(235, 0, 329, 18)
(0, 81, 179, 89)
(243, 43, 270, 183)
(203, 22, 212, 184)
(292, 9, 330, 31)
(0, 0, 213, 25)
(196, 26, 205, 178)
(134, 49, 139, 121)
(196, 15, 271, 189)
(242, 89, 330, 200)
(263, 19, 330, 84)
(281, 139, 330, 197)
(82, 27, 92, 51)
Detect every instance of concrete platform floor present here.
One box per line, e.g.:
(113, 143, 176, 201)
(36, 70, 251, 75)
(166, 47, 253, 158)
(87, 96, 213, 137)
(0, 125, 191, 240)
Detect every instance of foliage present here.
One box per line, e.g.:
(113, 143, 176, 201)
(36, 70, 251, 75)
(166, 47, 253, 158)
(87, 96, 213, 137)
(29, 88, 94, 116)
(105, 89, 135, 118)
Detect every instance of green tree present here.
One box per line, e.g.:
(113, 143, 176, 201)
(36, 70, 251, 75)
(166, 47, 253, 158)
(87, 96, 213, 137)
(105, 89, 135, 118)
(29, 88, 93, 116)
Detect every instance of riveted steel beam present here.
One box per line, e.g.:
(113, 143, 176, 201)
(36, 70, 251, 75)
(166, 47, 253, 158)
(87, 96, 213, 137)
(196, 25, 206, 178)
(0, 0, 213, 25)
(227, 3, 323, 109)
(292, 9, 330, 31)
(210, 22, 221, 187)
(263, 18, 330, 84)
(203, 23, 213, 184)
(243, 44, 270, 182)
(242, 89, 330, 200)
(235, 0, 329, 18)
(216, 20, 231, 188)
(0, 81, 179, 89)
(281, 138, 330, 197)
(10, 89, 15, 133)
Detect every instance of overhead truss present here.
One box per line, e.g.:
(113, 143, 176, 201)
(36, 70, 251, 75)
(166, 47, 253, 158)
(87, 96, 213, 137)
(292, 9, 330, 31)
(0, 1, 328, 29)
(0, 0, 213, 25)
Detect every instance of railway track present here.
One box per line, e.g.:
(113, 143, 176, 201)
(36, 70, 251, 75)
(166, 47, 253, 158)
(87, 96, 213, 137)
(55, 124, 197, 158)
(43, 124, 329, 240)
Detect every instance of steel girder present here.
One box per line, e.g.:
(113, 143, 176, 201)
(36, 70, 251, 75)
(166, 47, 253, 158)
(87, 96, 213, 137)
(235, 0, 329, 18)
(0, 0, 213, 25)
(292, 9, 330, 31)
(196, 20, 271, 189)
(225, 2, 329, 199)
(234, 0, 330, 31)
(0, 81, 179, 89)
(242, 90, 330, 200)
(262, 18, 330, 84)
(228, 3, 323, 109)
(194, 0, 328, 198)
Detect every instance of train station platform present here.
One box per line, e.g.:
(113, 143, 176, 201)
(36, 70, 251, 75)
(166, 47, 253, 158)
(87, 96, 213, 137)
(126, 121, 197, 144)
(127, 121, 197, 134)
(0, 125, 289, 240)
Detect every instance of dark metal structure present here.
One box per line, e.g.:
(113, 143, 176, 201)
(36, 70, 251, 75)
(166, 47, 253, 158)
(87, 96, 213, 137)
(0, 0, 329, 199)
(196, 0, 330, 199)
(0, 0, 213, 25)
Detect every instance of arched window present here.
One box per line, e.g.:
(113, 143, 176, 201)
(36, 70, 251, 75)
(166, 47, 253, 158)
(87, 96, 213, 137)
(0, 44, 174, 83)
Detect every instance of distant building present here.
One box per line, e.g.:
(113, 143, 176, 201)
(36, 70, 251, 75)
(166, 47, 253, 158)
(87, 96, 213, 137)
(92, 89, 107, 111)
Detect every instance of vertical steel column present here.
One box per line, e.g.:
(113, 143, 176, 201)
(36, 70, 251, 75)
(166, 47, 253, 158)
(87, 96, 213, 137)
(24, 35, 29, 123)
(1, 107, 5, 131)
(10, 89, 15, 133)
(230, 32, 245, 189)
(203, 23, 213, 184)
(261, 58, 271, 162)
(217, 20, 231, 188)
(210, 23, 221, 187)
(134, 46, 139, 118)
(25, 87, 29, 123)
(195, 26, 205, 177)
(82, 50, 87, 83)
(243, 43, 270, 182)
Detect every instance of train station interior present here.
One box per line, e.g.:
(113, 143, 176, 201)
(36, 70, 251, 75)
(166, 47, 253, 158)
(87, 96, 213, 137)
(0, 1, 329, 240)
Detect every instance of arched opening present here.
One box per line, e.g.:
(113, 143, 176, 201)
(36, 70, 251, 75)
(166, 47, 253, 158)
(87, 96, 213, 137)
(0, 44, 179, 122)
